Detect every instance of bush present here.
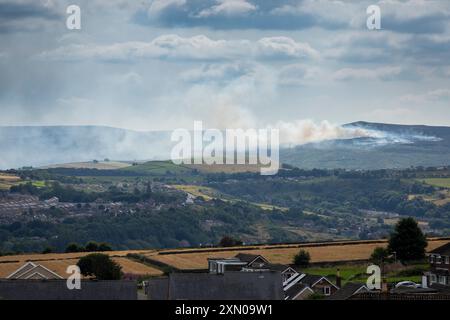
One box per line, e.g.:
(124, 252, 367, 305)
(293, 249, 311, 267)
(370, 247, 390, 263)
(218, 236, 243, 247)
(98, 242, 113, 251)
(77, 253, 122, 280)
(41, 247, 53, 254)
(85, 241, 99, 252)
(65, 243, 84, 253)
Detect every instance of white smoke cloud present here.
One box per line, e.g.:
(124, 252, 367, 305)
(271, 119, 375, 146)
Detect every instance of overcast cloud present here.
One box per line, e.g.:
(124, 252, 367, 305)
(0, 0, 449, 131)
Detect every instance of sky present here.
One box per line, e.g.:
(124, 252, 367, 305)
(0, 0, 450, 132)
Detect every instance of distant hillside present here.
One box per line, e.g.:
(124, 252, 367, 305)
(1, 122, 450, 170)
(0, 126, 172, 169)
(281, 122, 450, 170)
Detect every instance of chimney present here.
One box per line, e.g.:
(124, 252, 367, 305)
(336, 268, 342, 288)
(381, 277, 388, 293)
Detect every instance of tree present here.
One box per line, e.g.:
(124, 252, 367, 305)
(370, 247, 390, 263)
(85, 241, 99, 252)
(293, 249, 311, 267)
(77, 253, 122, 280)
(98, 242, 112, 251)
(388, 217, 427, 261)
(65, 242, 84, 253)
(218, 236, 243, 247)
(42, 247, 53, 254)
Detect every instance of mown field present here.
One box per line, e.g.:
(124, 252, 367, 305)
(41, 161, 131, 170)
(0, 173, 21, 190)
(0, 250, 162, 279)
(146, 238, 450, 270)
(1, 238, 448, 281)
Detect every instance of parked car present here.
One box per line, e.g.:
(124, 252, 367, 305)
(395, 281, 420, 289)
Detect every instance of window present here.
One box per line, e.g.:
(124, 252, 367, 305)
(430, 255, 435, 263)
(439, 276, 446, 285)
(323, 286, 331, 296)
(436, 255, 442, 264)
(445, 256, 449, 265)
(430, 274, 437, 283)
(209, 262, 217, 273)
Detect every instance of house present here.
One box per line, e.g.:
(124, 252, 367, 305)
(298, 274, 339, 296)
(146, 271, 284, 300)
(0, 279, 137, 300)
(208, 257, 248, 274)
(284, 282, 314, 300)
(209, 254, 298, 283)
(208, 253, 339, 299)
(327, 282, 369, 300)
(234, 253, 269, 269)
(283, 273, 312, 300)
(6, 262, 63, 280)
(424, 242, 450, 287)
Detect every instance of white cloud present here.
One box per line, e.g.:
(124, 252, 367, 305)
(332, 66, 403, 81)
(196, 0, 257, 17)
(148, 0, 186, 17)
(181, 63, 255, 83)
(379, 0, 450, 20)
(38, 34, 319, 62)
(400, 88, 450, 104)
(278, 64, 322, 85)
(257, 37, 319, 59)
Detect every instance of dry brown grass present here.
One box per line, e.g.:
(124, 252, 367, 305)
(0, 249, 154, 263)
(0, 173, 21, 190)
(1, 239, 448, 276)
(112, 257, 163, 276)
(147, 238, 450, 270)
(40, 161, 131, 170)
(0, 174, 20, 182)
(0, 251, 162, 279)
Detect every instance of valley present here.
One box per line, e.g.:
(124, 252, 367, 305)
(1, 159, 450, 254)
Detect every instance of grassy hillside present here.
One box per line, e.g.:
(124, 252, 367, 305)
(0, 173, 21, 190)
(421, 178, 450, 188)
(41, 161, 131, 170)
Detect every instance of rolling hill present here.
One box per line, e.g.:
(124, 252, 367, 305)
(281, 121, 450, 169)
(1, 122, 450, 170)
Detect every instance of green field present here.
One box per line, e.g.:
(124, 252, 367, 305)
(123, 161, 193, 175)
(304, 263, 426, 285)
(172, 184, 288, 211)
(420, 178, 450, 188)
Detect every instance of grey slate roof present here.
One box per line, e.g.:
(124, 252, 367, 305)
(284, 283, 312, 300)
(299, 274, 324, 287)
(0, 280, 137, 300)
(234, 253, 265, 263)
(298, 274, 338, 290)
(327, 282, 368, 300)
(147, 271, 284, 300)
(266, 264, 292, 272)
